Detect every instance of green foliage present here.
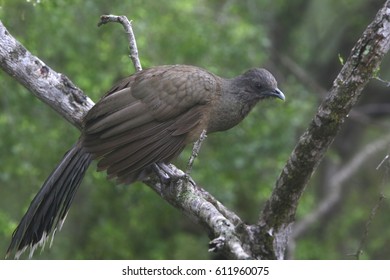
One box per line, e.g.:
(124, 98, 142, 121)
(0, 0, 389, 259)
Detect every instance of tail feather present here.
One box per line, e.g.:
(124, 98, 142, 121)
(6, 141, 92, 259)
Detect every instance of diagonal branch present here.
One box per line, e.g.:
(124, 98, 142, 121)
(0, 22, 94, 130)
(258, 0, 390, 258)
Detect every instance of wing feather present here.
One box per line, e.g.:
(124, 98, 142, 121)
(81, 65, 218, 184)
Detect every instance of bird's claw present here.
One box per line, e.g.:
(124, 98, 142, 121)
(152, 162, 188, 184)
(209, 236, 226, 252)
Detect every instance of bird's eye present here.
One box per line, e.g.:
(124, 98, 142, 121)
(255, 82, 263, 89)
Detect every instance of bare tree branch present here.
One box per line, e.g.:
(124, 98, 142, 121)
(258, 0, 390, 258)
(143, 167, 251, 259)
(98, 15, 142, 72)
(0, 22, 94, 129)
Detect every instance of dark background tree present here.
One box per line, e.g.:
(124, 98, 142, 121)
(0, 0, 389, 259)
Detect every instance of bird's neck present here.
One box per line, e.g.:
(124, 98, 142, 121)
(207, 78, 258, 133)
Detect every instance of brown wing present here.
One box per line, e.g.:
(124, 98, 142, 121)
(81, 65, 219, 184)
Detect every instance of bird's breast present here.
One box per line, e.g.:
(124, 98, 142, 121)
(206, 97, 250, 133)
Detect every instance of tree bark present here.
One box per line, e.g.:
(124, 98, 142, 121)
(0, 23, 94, 129)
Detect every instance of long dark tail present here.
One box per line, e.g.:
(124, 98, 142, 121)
(6, 141, 92, 259)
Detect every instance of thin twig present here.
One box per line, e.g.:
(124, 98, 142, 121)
(376, 154, 389, 170)
(98, 15, 142, 72)
(375, 76, 390, 87)
(352, 194, 386, 259)
(186, 130, 207, 177)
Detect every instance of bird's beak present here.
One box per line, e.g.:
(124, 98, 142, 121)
(263, 88, 285, 101)
(274, 88, 285, 101)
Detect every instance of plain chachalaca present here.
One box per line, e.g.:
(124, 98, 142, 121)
(7, 64, 284, 258)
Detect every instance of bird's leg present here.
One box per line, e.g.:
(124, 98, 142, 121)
(152, 130, 207, 186)
(152, 162, 186, 184)
(152, 163, 171, 184)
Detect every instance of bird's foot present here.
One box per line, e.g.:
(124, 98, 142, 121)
(152, 162, 190, 185)
(209, 236, 226, 253)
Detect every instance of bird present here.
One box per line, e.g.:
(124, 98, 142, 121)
(6, 64, 285, 258)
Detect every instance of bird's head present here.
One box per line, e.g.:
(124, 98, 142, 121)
(238, 68, 285, 102)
